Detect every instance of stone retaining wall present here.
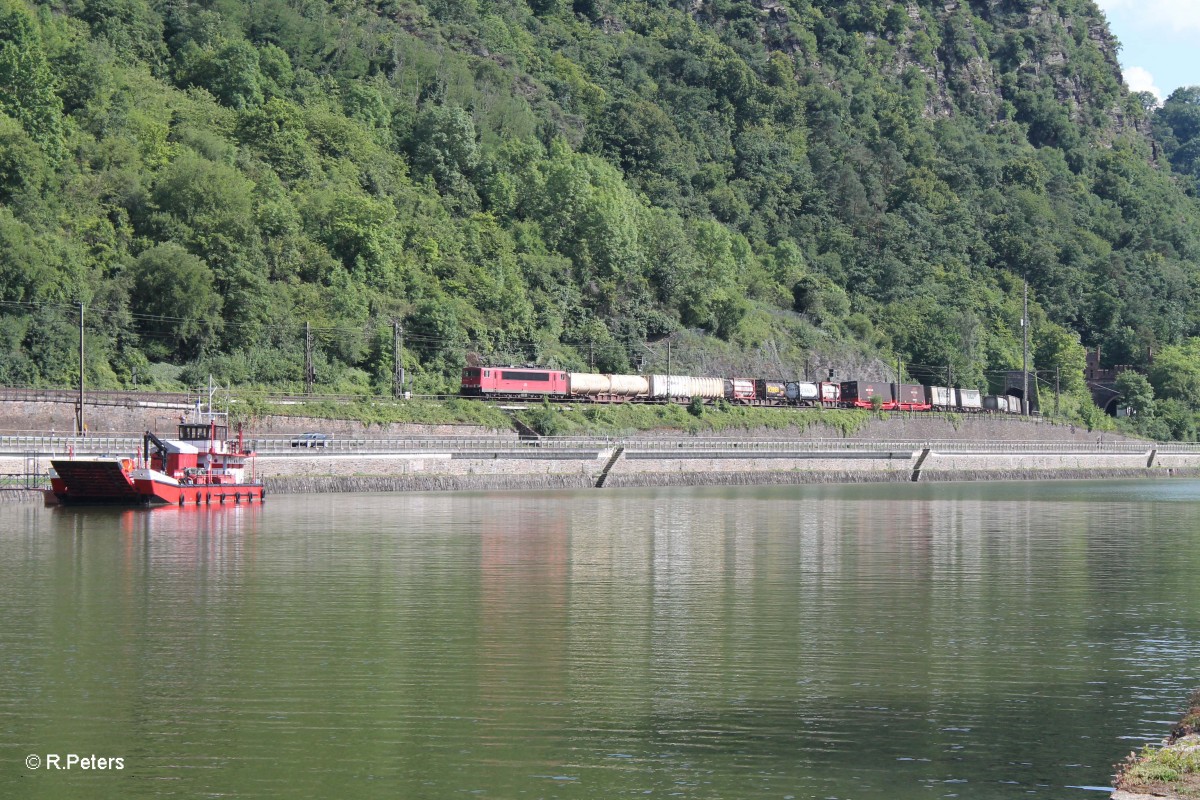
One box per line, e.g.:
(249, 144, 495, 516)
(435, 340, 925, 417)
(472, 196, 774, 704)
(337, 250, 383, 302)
(0, 400, 501, 438)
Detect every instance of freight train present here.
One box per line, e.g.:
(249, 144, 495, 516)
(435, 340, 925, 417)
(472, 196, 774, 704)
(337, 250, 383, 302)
(460, 367, 1026, 414)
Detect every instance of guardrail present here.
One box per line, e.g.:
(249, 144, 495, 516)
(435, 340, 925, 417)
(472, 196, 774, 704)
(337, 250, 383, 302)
(0, 472, 50, 490)
(3, 434, 1195, 458)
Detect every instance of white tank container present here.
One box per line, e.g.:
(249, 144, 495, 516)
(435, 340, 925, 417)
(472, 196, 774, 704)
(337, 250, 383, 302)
(609, 374, 649, 396)
(787, 382, 820, 401)
(649, 375, 723, 399)
(568, 373, 610, 395)
(569, 373, 649, 397)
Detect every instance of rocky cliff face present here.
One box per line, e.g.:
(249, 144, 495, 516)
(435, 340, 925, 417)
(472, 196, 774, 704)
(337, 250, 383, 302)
(740, 0, 1140, 139)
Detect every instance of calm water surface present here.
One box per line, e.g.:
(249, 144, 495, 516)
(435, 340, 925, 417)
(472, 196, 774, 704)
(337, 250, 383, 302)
(1, 480, 1198, 799)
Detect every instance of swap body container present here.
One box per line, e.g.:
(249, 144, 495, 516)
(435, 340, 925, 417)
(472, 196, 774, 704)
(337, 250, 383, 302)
(896, 384, 930, 410)
(956, 389, 983, 411)
(926, 385, 953, 409)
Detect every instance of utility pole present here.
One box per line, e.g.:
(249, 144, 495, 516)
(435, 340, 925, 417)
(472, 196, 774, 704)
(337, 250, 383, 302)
(304, 321, 314, 394)
(667, 338, 672, 377)
(1022, 275, 1029, 416)
(1055, 366, 1060, 417)
(589, 340, 594, 371)
(947, 363, 952, 387)
(392, 319, 404, 399)
(77, 301, 84, 435)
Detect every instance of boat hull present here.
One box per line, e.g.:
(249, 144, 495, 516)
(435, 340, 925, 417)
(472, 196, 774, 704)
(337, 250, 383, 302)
(50, 459, 265, 507)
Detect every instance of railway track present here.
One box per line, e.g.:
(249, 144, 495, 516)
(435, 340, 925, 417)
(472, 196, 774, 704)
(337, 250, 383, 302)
(0, 386, 393, 408)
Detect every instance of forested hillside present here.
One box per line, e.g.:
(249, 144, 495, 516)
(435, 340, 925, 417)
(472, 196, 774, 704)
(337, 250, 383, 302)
(3, 0, 1200, 430)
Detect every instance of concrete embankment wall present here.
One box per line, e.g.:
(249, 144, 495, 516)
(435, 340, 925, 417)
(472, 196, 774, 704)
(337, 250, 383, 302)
(251, 447, 1200, 495)
(0, 489, 43, 503)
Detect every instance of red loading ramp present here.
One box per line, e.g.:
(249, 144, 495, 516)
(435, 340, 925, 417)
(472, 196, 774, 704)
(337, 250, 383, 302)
(51, 460, 140, 502)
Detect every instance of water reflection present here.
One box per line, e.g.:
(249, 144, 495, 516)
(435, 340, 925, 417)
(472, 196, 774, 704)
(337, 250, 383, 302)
(0, 482, 1197, 799)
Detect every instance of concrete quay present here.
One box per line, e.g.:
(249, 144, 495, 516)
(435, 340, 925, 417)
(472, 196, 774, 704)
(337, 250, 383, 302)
(3, 399, 1199, 495)
(248, 442, 1200, 494)
(5, 435, 1200, 496)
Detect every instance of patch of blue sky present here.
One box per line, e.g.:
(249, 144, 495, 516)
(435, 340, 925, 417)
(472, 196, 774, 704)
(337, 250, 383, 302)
(1093, 0, 1199, 103)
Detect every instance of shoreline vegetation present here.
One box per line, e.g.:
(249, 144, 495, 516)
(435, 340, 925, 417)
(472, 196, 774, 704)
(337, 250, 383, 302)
(1113, 689, 1200, 800)
(230, 394, 1129, 440)
(233, 395, 879, 438)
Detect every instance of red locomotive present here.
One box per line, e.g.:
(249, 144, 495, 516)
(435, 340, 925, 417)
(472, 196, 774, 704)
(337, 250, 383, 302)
(460, 367, 569, 398)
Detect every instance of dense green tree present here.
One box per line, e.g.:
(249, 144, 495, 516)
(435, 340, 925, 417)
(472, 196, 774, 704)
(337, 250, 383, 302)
(130, 243, 223, 360)
(409, 104, 480, 208)
(1114, 371, 1154, 417)
(1148, 340, 1200, 407)
(0, 0, 63, 153)
(0, 0, 1195, 435)
(1155, 86, 1200, 193)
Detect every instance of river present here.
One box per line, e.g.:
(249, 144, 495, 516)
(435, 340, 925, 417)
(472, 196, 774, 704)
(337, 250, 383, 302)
(1, 480, 1198, 799)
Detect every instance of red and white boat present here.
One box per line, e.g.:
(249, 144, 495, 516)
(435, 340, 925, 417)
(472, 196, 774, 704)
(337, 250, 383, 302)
(50, 417, 265, 507)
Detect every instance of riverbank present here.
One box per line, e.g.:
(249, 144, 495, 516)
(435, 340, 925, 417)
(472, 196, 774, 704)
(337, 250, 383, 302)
(250, 443, 1200, 495)
(1112, 690, 1200, 799)
(8, 399, 1192, 497)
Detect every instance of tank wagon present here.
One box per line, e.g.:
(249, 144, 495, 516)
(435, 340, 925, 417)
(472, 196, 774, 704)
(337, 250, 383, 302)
(567, 372, 649, 401)
(461, 367, 1023, 415)
(649, 375, 724, 401)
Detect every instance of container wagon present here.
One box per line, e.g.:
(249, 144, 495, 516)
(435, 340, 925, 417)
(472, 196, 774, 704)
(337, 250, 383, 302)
(568, 372, 649, 400)
(956, 388, 983, 412)
(819, 382, 841, 407)
(983, 395, 1009, 413)
(786, 381, 821, 407)
(926, 386, 953, 410)
(725, 379, 756, 403)
(895, 383, 931, 411)
(648, 375, 725, 401)
(840, 381, 894, 410)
